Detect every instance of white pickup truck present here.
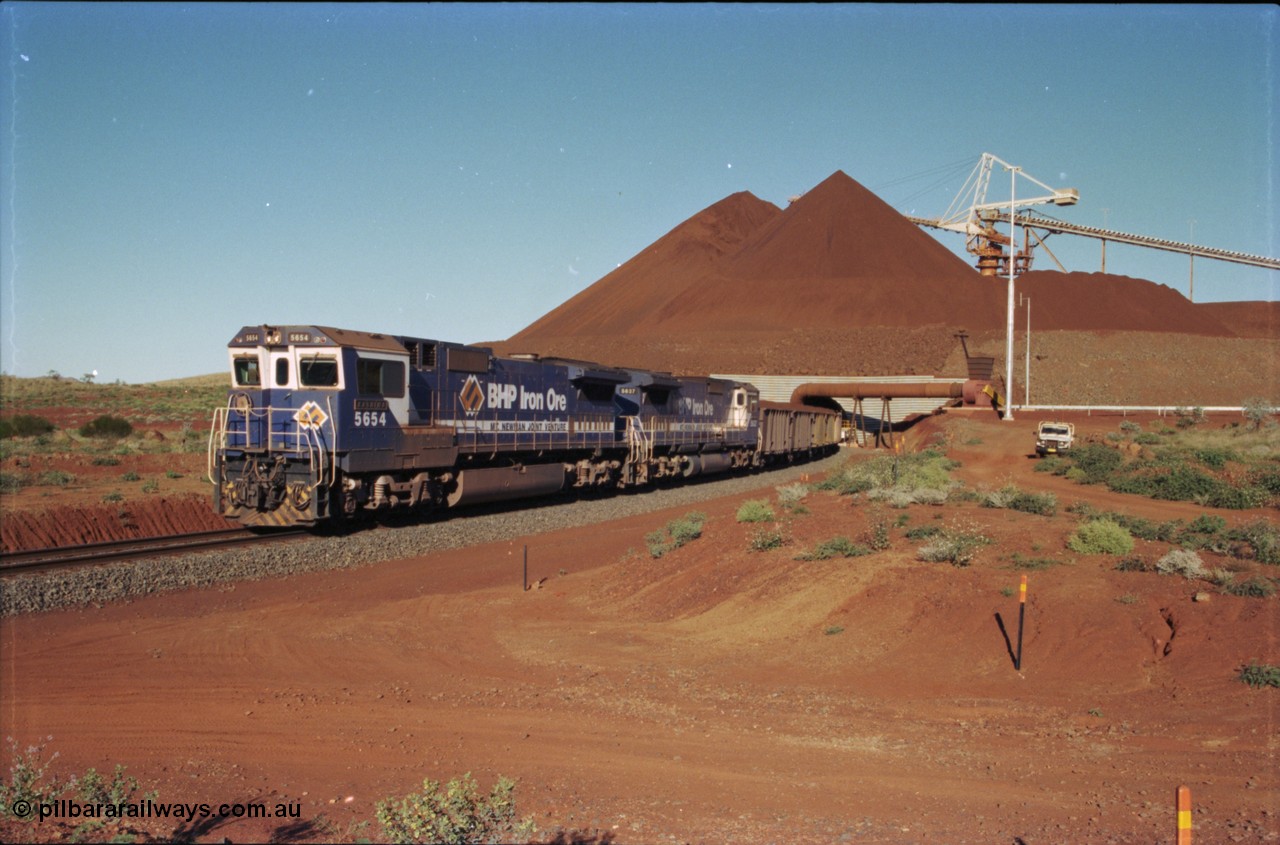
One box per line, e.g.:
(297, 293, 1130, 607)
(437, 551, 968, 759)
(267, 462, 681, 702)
(1034, 421, 1075, 457)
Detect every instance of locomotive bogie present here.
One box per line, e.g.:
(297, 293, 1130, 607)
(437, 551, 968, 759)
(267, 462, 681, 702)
(210, 325, 839, 528)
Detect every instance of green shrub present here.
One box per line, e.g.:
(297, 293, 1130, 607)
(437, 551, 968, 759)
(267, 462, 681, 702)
(819, 450, 959, 500)
(1115, 556, 1152, 572)
(1229, 520, 1280, 565)
(0, 470, 27, 493)
(796, 537, 871, 561)
(0, 414, 56, 439)
(1174, 406, 1206, 428)
(775, 482, 809, 511)
(904, 524, 942, 540)
(865, 516, 892, 551)
(37, 470, 75, 487)
(1067, 519, 1135, 555)
(736, 499, 775, 523)
(1238, 662, 1280, 688)
(646, 512, 706, 558)
(1106, 463, 1218, 503)
(1134, 433, 1161, 445)
(1192, 447, 1239, 470)
(1223, 577, 1276, 598)
(982, 485, 1057, 516)
(1249, 464, 1280, 495)
(748, 526, 786, 552)
(0, 737, 63, 819)
(1242, 398, 1276, 430)
(1185, 514, 1227, 536)
(916, 526, 990, 567)
(1119, 420, 1142, 434)
(1009, 553, 1066, 570)
(1068, 444, 1123, 483)
(1033, 455, 1066, 474)
(1064, 466, 1087, 482)
(72, 764, 157, 809)
(1155, 548, 1206, 580)
(1100, 512, 1181, 542)
(1205, 484, 1269, 510)
(79, 415, 133, 439)
(375, 772, 535, 845)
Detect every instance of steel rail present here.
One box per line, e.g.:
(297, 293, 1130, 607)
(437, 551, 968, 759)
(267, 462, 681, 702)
(0, 528, 309, 576)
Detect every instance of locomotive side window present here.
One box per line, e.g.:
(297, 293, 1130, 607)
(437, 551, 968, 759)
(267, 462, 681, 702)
(578, 383, 615, 403)
(644, 388, 671, 409)
(274, 358, 290, 387)
(233, 356, 261, 387)
(299, 356, 340, 387)
(356, 357, 406, 398)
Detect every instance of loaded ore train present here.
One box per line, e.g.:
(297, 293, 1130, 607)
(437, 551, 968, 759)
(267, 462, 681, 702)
(208, 325, 840, 528)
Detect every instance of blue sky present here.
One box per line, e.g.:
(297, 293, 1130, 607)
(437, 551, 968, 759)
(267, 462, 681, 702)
(2, 3, 1276, 383)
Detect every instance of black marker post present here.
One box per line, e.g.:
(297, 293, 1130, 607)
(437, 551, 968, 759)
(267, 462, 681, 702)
(1015, 574, 1027, 671)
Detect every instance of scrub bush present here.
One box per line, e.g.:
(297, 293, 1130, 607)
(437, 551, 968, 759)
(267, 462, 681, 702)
(1155, 548, 1207, 580)
(981, 485, 1057, 516)
(795, 537, 871, 561)
(916, 525, 990, 567)
(646, 512, 706, 558)
(1238, 662, 1280, 688)
(0, 414, 55, 439)
(78, 415, 133, 439)
(736, 499, 775, 523)
(375, 773, 535, 845)
(1067, 444, 1123, 484)
(1067, 519, 1135, 555)
(1222, 577, 1276, 598)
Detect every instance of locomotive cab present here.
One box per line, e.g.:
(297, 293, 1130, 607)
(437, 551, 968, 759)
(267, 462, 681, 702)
(210, 325, 415, 527)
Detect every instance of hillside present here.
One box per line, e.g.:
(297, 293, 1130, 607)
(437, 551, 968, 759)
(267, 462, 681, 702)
(495, 171, 1276, 404)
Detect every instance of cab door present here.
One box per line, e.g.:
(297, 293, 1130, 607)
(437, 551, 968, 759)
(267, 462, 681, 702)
(728, 388, 750, 429)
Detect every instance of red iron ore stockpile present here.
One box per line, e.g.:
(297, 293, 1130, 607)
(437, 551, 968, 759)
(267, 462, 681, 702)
(495, 170, 1274, 388)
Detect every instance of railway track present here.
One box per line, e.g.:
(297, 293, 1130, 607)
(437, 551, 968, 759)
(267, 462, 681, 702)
(0, 528, 309, 577)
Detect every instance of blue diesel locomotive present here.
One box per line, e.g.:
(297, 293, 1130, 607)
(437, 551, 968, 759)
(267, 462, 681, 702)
(208, 325, 839, 528)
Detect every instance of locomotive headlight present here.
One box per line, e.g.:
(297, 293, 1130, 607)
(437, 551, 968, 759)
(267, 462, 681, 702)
(231, 392, 253, 414)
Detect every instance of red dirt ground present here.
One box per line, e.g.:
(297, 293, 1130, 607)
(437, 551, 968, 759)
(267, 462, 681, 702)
(2, 411, 1277, 844)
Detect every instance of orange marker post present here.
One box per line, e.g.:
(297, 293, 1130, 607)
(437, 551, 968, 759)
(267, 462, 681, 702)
(1014, 575, 1027, 671)
(1177, 785, 1192, 845)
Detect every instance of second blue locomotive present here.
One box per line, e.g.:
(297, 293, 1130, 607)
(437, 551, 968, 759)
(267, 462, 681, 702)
(209, 325, 839, 527)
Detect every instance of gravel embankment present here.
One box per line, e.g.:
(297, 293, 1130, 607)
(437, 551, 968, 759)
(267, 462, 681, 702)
(1, 453, 847, 617)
